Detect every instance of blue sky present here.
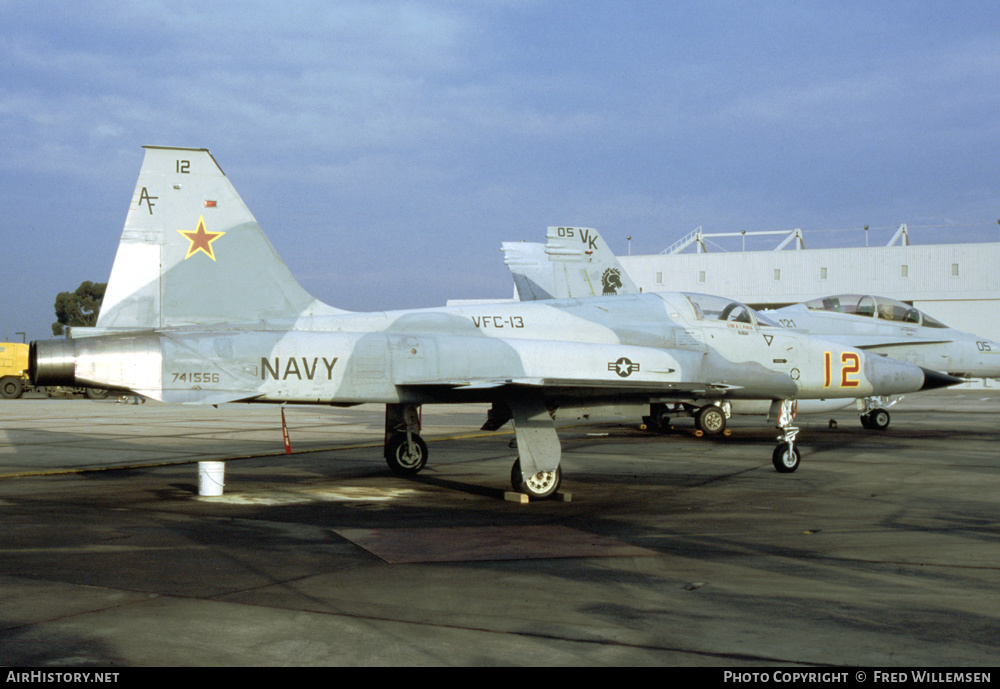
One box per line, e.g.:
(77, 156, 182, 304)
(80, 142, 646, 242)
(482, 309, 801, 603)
(2, 1, 999, 341)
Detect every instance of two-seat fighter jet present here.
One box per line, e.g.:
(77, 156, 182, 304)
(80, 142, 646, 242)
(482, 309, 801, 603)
(29, 147, 957, 498)
(503, 226, 989, 434)
(761, 296, 1000, 428)
(503, 228, 862, 434)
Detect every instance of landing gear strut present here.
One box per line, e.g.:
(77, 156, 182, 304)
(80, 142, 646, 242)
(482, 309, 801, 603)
(859, 396, 895, 430)
(772, 399, 800, 473)
(384, 403, 427, 475)
(484, 398, 564, 500)
(641, 401, 731, 436)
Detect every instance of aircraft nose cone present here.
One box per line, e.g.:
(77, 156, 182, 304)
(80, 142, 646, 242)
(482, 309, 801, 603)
(865, 353, 926, 395)
(919, 367, 964, 391)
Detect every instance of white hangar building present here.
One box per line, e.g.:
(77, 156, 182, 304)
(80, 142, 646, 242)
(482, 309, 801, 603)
(618, 226, 1000, 345)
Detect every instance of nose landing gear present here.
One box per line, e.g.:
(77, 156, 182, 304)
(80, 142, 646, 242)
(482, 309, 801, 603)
(772, 399, 800, 473)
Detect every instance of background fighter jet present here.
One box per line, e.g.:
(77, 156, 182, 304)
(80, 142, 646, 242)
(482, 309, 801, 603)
(29, 147, 957, 499)
(504, 226, 993, 433)
(762, 296, 1000, 428)
(502, 229, 860, 434)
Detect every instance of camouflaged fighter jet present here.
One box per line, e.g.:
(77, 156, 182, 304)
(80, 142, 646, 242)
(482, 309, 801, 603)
(29, 147, 958, 499)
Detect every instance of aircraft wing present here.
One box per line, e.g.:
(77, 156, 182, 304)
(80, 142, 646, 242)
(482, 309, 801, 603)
(401, 376, 736, 399)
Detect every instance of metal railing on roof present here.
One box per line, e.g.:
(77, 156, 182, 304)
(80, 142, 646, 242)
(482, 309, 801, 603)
(661, 227, 806, 254)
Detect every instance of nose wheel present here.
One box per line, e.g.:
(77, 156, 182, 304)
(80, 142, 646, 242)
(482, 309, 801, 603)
(772, 442, 801, 472)
(773, 399, 800, 473)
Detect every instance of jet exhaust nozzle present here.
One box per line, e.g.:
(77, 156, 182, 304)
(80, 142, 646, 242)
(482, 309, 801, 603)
(30, 335, 162, 392)
(29, 340, 78, 386)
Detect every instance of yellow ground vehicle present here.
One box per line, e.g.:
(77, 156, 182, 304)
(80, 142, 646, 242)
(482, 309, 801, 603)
(0, 342, 30, 398)
(1, 342, 109, 399)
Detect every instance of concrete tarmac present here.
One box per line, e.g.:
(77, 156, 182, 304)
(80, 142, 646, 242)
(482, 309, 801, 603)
(0, 390, 998, 666)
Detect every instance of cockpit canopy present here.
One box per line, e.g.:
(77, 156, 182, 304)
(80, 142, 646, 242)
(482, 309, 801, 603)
(683, 293, 776, 328)
(803, 294, 949, 328)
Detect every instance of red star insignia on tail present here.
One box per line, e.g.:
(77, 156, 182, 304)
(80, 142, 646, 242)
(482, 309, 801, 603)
(178, 216, 225, 261)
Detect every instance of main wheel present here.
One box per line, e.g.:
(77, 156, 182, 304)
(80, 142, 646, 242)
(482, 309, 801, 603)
(85, 387, 110, 400)
(772, 442, 801, 473)
(1, 377, 23, 399)
(384, 433, 428, 475)
(865, 409, 890, 430)
(696, 405, 726, 436)
(511, 459, 562, 499)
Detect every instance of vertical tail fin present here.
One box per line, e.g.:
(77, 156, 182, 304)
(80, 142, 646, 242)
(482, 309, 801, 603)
(97, 146, 342, 330)
(545, 226, 638, 298)
(502, 227, 639, 301)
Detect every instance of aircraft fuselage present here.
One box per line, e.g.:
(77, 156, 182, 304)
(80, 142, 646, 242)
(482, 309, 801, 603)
(36, 292, 927, 409)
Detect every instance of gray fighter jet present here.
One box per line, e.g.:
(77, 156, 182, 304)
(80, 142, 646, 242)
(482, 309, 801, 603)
(762, 295, 1000, 428)
(29, 147, 958, 498)
(503, 226, 992, 433)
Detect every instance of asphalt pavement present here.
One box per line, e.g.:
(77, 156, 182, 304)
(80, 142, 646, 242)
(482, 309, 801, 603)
(1, 389, 998, 666)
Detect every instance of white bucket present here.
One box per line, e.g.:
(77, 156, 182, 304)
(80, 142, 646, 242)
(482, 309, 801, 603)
(198, 461, 226, 496)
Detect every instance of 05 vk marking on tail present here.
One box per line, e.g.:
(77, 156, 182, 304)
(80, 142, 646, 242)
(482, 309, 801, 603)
(29, 146, 959, 500)
(553, 226, 599, 250)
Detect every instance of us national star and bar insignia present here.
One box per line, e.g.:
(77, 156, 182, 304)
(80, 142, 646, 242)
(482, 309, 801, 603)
(608, 357, 640, 378)
(178, 216, 225, 261)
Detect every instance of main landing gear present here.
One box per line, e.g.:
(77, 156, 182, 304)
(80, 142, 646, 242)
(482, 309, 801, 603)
(696, 404, 728, 436)
(510, 459, 562, 500)
(772, 399, 801, 473)
(384, 401, 563, 500)
(858, 396, 895, 430)
(641, 401, 730, 436)
(384, 403, 427, 475)
(488, 399, 564, 500)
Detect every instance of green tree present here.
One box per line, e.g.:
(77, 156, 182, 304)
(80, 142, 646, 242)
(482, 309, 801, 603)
(52, 281, 107, 336)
